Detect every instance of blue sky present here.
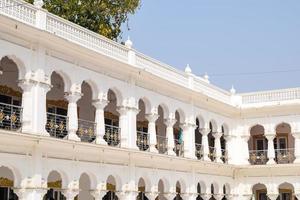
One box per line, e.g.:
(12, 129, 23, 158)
(123, 0, 300, 93)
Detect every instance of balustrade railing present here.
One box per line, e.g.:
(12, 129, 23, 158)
(221, 149, 228, 163)
(174, 139, 184, 157)
(209, 146, 216, 161)
(241, 88, 300, 104)
(76, 119, 96, 143)
(0, 102, 22, 131)
(195, 143, 203, 160)
(136, 131, 149, 151)
(104, 124, 120, 147)
(46, 112, 68, 139)
(275, 148, 295, 164)
(249, 150, 268, 165)
(0, 0, 37, 26)
(46, 13, 129, 63)
(156, 135, 168, 154)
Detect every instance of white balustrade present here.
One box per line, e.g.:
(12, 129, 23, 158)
(0, 0, 37, 25)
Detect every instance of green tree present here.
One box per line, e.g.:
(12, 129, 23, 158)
(26, 0, 140, 41)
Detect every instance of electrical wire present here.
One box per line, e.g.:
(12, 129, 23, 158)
(209, 68, 300, 77)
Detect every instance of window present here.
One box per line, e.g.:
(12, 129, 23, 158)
(255, 138, 266, 151)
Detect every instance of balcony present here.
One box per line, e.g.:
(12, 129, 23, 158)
(195, 143, 203, 160)
(209, 146, 217, 162)
(136, 131, 149, 151)
(76, 119, 96, 143)
(221, 149, 228, 164)
(275, 148, 295, 164)
(156, 135, 168, 154)
(0, 102, 22, 131)
(46, 112, 68, 139)
(249, 150, 268, 165)
(104, 124, 120, 147)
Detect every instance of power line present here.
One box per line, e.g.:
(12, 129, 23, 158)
(209, 68, 300, 77)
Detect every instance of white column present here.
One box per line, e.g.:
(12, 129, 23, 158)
(214, 194, 224, 200)
(266, 134, 276, 164)
(127, 107, 139, 149)
(267, 194, 279, 200)
(19, 78, 51, 136)
(147, 192, 158, 200)
(19, 80, 35, 134)
(145, 113, 159, 153)
(62, 189, 79, 200)
(165, 117, 176, 156)
(292, 132, 300, 163)
(241, 135, 251, 165)
(65, 91, 82, 141)
(91, 190, 106, 200)
(117, 191, 138, 200)
(200, 128, 210, 161)
(118, 106, 140, 149)
(15, 188, 47, 200)
(201, 194, 211, 200)
(93, 98, 108, 145)
(224, 135, 234, 164)
(182, 122, 197, 159)
(214, 132, 223, 163)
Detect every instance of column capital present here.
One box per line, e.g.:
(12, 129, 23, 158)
(200, 128, 210, 136)
(62, 189, 79, 200)
(213, 132, 223, 139)
(117, 106, 139, 115)
(14, 188, 48, 199)
(292, 132, 300, 139)
(18, 79, 38, 91)
(164, 118, 177, 127)
(145, 113, 159, 123)
(201, 194, 212, 200)
(91, 190, 107, 200)
(64, 91, 82, 103)
(181, 122, 197, 130)
(93, 98, 108, 109)
(267, 194, 279, 200)
(265, 134, 276, 140)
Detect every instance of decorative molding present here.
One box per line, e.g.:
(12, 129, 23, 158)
(47, 99, 68, 109)
(0, 177, 13, 187)
(48, 180, 62, 189)
(0, 85, 22, 98)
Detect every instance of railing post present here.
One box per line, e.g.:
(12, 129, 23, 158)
(93, 97, 108, 145)
(34, 0, 47, 30)
(145, 112, 159, 153)
(266, 134, 276, 164)
(125, 38, 136, 66)
(65, 87, 82, 141)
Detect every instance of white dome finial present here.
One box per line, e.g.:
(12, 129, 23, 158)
(230, 85, 236, 95)
(204, 72, 210, 83)
(185, 64, 192, 74)
(125, 36, 133, 49)
(34, 0, 44, 8)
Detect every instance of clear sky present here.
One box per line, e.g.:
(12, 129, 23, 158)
(123, 0, 300, 93)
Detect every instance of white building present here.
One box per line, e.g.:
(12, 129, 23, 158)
(0, 0, 299, 200)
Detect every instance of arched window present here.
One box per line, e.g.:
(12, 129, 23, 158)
(104, 89, 120, 147)
(0, 56, 22, 132)
(46, 72, 68, 138)
(0, 166, 18, 200)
